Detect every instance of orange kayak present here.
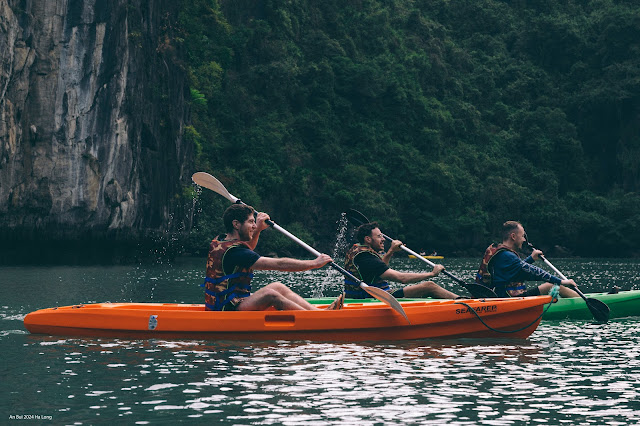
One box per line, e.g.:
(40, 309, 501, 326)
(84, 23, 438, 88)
(23, 296, 551, 341)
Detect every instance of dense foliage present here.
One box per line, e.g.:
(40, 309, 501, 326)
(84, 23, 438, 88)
(178, 0, 640, 257)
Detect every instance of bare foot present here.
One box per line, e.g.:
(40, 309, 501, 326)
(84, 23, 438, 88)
(326, 293, 344, 310)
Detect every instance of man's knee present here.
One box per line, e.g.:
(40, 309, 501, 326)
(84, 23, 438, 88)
(240, 288, 284, 311)
(264, 282, 287, 293)
(258, 288, 281, 302)
(524, 286, 542, 296)
(259, 288, 292, 309)
(419, 281, 438, 290)
(404, 281, 437, 297)
(544, 283, 556, 291)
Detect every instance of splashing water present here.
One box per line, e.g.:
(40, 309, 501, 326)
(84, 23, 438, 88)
(331, 212, 353, 258)
(312, 213, 351, 297)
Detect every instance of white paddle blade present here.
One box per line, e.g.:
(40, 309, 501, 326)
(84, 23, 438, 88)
(192, 172, 238, 203)
(361, 284, 410, 323)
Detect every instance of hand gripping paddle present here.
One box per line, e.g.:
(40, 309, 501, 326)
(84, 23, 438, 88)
(344, 209, 498, 299)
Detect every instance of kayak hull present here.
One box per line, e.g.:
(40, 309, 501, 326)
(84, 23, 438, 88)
(309, 290, 640, 320)
(24, 297, 551, 341)
(541, 291, 640, 320)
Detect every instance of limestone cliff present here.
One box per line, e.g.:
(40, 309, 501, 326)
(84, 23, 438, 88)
(0, 0, 191, 262)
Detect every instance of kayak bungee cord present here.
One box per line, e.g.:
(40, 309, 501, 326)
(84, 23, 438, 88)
(453, 285, 559, 334)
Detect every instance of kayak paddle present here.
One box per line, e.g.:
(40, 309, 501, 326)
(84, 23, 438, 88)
(192, 172, 410, 323)
(345, 209, 498, 299)
(526, 242, 610, 322)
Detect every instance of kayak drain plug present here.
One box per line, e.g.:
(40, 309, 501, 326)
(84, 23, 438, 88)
(148, 315, 158, 330)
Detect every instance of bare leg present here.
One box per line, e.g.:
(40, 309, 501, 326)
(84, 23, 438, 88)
(326, 293, 344, 310)
(238, 282, 344, 311)
(266, 283, 344, 310)
(538, 283, 580, 298)
(238, 284, 309, 311)
(403, 281, 458, 299)
(265, 282, 323, 310)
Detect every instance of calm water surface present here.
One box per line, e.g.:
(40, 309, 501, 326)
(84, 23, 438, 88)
(1, 257, 639, 424)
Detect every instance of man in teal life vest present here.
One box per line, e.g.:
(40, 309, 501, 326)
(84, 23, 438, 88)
(476, 221, 580, 298)
(343, 222, 459, 299)
(204, 204, 344, 311)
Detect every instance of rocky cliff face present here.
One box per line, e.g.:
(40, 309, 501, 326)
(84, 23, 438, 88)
(0, 0, 191, 262)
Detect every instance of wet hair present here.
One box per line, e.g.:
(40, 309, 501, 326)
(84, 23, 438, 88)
(501, 220, 522, 241)
(356, 222, 380, 244)
(222, 204, 255, 232)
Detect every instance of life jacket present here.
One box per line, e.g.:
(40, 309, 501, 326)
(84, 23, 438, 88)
(203, 237, 254, 311)
(343, 244, 391, 299)
(476, 243, 526, 297)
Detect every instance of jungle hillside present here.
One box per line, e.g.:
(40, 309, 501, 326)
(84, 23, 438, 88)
(181, 0, 640, 258)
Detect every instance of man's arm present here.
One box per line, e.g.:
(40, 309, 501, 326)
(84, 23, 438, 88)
(519, 261, 562, 285)
(253, 254, 332, 272)
(380, 265, 445, 284)
(245, 212, 271, 250)
(495, 251, 562, 285)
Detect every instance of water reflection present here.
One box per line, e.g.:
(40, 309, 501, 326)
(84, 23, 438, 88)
(2, 318, 635, 425)
(2, 259, 640, 424)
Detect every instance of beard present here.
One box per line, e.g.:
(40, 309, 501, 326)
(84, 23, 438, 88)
(238, 227, 253, 241)
(371, 241, 384, 252)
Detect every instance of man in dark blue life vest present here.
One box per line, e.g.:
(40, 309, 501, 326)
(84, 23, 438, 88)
(204, 204, 344, 311)
(476, 221, 580, 298)
(343, 222, 459, 299)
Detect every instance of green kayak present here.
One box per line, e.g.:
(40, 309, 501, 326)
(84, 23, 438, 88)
(307, 290, 640, 320)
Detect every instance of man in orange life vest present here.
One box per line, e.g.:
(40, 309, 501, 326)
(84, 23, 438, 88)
(204, 204, 344, 311)
(343, 222, 459, 299)
(476, 221, 580, 298)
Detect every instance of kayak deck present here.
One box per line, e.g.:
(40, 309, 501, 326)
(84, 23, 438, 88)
(24, 297, 551, 341)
